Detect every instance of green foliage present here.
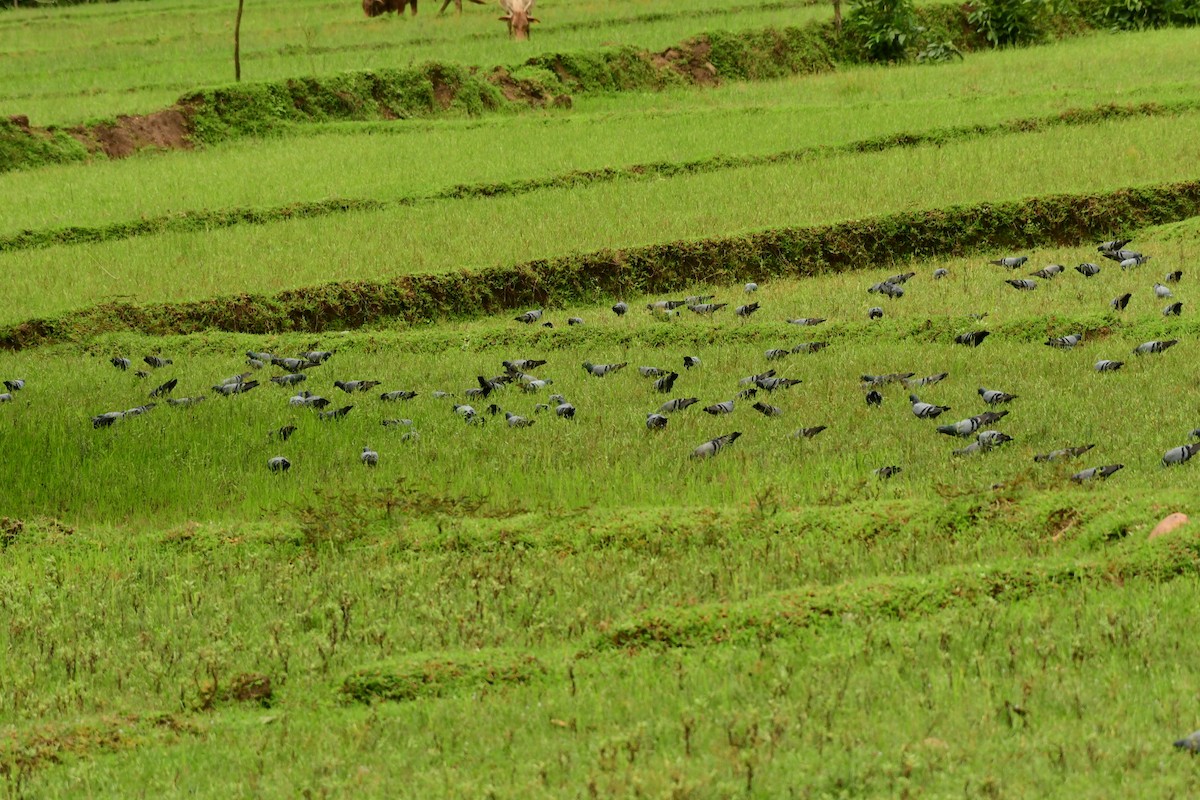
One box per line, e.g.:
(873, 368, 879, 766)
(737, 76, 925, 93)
(968, 0, 1050, 46)
(342, 652, 547, 703)
(1100, 0, 1200, 28)
(846, 0, 921, 61)
(916, 38, 965, 60)
(0, 119, 89, 174)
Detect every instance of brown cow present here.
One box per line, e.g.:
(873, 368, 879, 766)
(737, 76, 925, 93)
(363, 0, 418, 17)
(498, 0, 538, 39)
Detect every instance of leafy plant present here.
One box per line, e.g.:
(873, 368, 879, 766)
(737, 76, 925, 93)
(1101, 0, 1200, 28)
(968, 0, 1049, 46)
(916, 39, 965, 62)
(846, 0, 920, 61)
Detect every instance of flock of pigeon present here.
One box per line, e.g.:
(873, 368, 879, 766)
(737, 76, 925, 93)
(2, 238, 1196, 482)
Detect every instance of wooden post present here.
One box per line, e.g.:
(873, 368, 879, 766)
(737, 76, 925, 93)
(234, 0, 245, 82)
(833, 0, 842, 36)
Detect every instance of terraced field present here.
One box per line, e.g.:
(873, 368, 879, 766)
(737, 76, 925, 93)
(2, 0, 1200, 795)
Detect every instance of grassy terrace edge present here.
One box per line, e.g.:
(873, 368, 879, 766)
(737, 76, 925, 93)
(0, 1, 1169, 173)
(3, 100, 1194, 253)
(3, 179, 1199, 349)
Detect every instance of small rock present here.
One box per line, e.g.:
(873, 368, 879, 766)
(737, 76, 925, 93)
(1149, 513, 1189, 540)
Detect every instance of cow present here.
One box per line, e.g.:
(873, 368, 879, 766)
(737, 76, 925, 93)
(498, 0, 538, 39)
(438, 0, 487, 13)
(362, 0, 418, 17)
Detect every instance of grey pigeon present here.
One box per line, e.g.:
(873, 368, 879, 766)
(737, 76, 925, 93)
(874, 466, 902, 479)
(1094, 360, 1124, 372)
(271, 373, 306, 386)
(646, 413, 668, 430)
(219, 373, 251, 387)
(1164, 302, 1183, 317)
(1111, 293, 1131, 311)
(1120, 254, 1151, 269)
(1133, 340, 1177, 355)
(514, 309, 543, 324)
(685, 295, 716, 305)
(868, 307, 884, 320)
(111, 357, 131, 371)
(638, 366, 666, 378)
(167, 396, 205, 407)
(741, 369, 775, 386)
(692, 431, 742, 459)
(978, 387, 1017, 405)
(335, 380, 381, 393)
(122, 404, 155, 418)
(212, 380, 259, 396)
(752, 401, 783, 417)
(791, 342, 828, 354)
(1155, 283, 1173, 299)
(647, 300, 686, 312)
(134, 371, 149, 379)
(3, 379, 24, 392)
(1174, 731, 1200, 753)
(361, 446, 379, 466)
(149, 378, 177, 398)
(0, 393, 15, 404)
(567, 317, 584, 326)
(1162, 443, 1200, 466)
(683, 356, 701, 370)
(868, 282, 904, 299)
(736, 387, 758, 400)
(793, 426, 827, 439)
(976, 430, 1013, 448)
(583, 362, 627, 377)
(272, 357, 309, 372)
(247, 350, 273, 362)
(989, 256, 1028, 269)
(92, 411, 124, 428)
(1191, 428, 1200, 439)
(1098, 239, 1130, 252)
(1031, 264, 1064, 279)
(504, 359, 547, 373)
(937, 417, 981, 437)
(787, 318, 826, 326)
(382, 418, 413, 427)
(735, 302, 761, 318)
(744, 282, 759, 293)
(380, 390, 418, 401)
(1070, 464, 1124, 482)
(704, 400, 735, 415)
(654, 372, 679, 393)
(1045, 333, 1082, 349)
(910, 394, 949, 419)
(505, 412, 535, 428)
(903, 373, 949, 388)
(865, 390, 883, 407)
(1166, 271, 1183, 284)
(955, 330, 990, 347)
(522, 379, 552, 392)
(1034, 444, 1094, 462)
(533, 404, 550, 414)
(658, 397, 699, 413)
(431, 391, 454, 399)
(268, 456, 291, 473)
(933, 269, 949, 279)
(1101, 249, 1140, 262)
(886, 272, 916, 285)
(143, 355, 171, 368)
(756, 376, 802, 392)
(688, 303, 727, 316)
(555, 403, 576, 419)
(319, 405, 353, 421)
(1075, 263, 1101, 277)
(302, 351, 333, 364)
(862, 373, 914, 387)
(952, 441, 986, 457)
(1006, 279, 1036, 291)
(454, 404, 478, 420)
(247, 358, 265, 369)
(612, 302, 628, 316)
(272, 424, 296, 441)
(765, 349, 789, 361)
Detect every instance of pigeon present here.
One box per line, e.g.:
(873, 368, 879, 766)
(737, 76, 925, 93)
(658, 397, 699, 413)
(3, 379, 24, 392)
(936, 416, 983, 437)
(692, 431, 742, 459)
(756, 377, 802, 392)
(380, 390, 418, 401)
(862, 373, 914, 387)
(247, 359, 266, 369)
(219, 373, 252, 387)
(866, 390, 883, 407)
(360, 446, 379, 466)
(989, 257, 1028, 269)
(1120, 255, 1151, 269)
(976, 430, 1013, 448)
(1045, 333, 1082, 349)
(212, 380, 259, 396)
(683, 356, 701, 370)
(1111, 293, 1131, 311)
(505, 412, 535, 428)
(143, 355, 172, 368)
(522, 379, 553, 393)
(166, 396, 206, 407)
(952, 442, 986, 457)
(978, 388, 1017, 405)
(1133, 340, 1178, 355)
(1031, 265, 1065, 279)
(874, 466, 902, 479)
(787, 318, 826, 326)
(1162, 443, 1200, 466)
(134, 371, 149, 379)
(868, 307, 884, 320)
(752, 401, 783, 417)
(271, 373, 307, 386)
(1174, 731, 1200, 753)
(1094, 360, 1124, 372)
(1070, 464, 1124, 482)
(273, 425, 297, 441)
(1165, 271, 1183, 284)
(647, 300, 687, 312)
(272, 357, 309, 372)
(685, 295, 716, 305)
(903, 373, 949, 388)
(1006, 279, 1036, 291)
(1192, 428, 1200, 439)
(110, 357, 131, 371)
(504, 359, 547, 373)
(791, 342, 828, 354)
(149, 378, 178, 398)
(639, 366, 667, 378)
(268, 456, 291, 473)
(302, 351, 333, 364)
(335, 380, 381, 393)
(741, 369, 775, 386)
(555, 403, 576, 419)
(486, 403, 504, 416)
(646, 413, 668, 430)
(1165, 302, 1183, 317)
(744, 282, 758, 293)
(431, 391, 454, 399)
(514, 309, 543, 324)
(1034, 444, 1094, 462)
(122, 404, 155, 418)
(382, 418, 413, 427)
(654, 373, 679, 393)
(688, 303, 727, 316)
(792, 426, 827, 439)
(868, 282, 904, 299)
(567, 317, 584, 326)
(736, 387, 758, 400)
(583, 362, 627, 377)
(955, 331, 990, 347)
(735, 302, 761, 318)
(765, 349, 790, 361)
(1155, 283, 1174, 299)
(92, 411, 124, 428)
(319, 406, 353, 421)
(1100, 249, 1140, 263)
(933, 269, 949, 279)
(612, 302, 628, 317)
(1075, 263, 1102, 277)
(247, 351, 274, 362)
(1098, 239, 1130, 252)
(910, 394, 950, 419)
(704, 400, 735, 415)
(885, 272, 916, 285)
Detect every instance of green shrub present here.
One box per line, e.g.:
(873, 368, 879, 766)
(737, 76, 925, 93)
(968, 0, 1049, 46)
(846, 0, 921, 61)
(1100, 0, 1200, 28)
(916, 39, 965, 61)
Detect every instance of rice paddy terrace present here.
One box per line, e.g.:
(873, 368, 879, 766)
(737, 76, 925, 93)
(1, 0, 1199, 795)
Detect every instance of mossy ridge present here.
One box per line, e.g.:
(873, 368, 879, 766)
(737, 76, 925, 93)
(341, 651, 548, 703)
